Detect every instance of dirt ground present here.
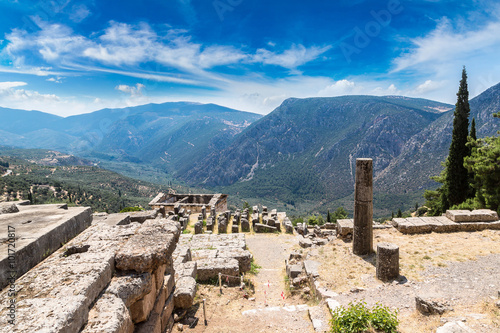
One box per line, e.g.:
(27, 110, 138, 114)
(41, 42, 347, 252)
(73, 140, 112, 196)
(177, 229, 500, 333)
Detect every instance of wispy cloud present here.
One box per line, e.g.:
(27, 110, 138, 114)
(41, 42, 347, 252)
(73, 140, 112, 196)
(2, 20, 330, 84)
(393, 17, 500, 72)
(116, 83, 145, 97)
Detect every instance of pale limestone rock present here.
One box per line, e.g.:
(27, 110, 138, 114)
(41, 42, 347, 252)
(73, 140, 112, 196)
(106, 272, 153, 307)
(130, 275, 157, 323)
(81, 294, 133, 333)
(174, 276, 197, 309)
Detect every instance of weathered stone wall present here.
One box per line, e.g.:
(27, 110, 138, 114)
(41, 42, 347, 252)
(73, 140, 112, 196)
(0, 216, 182, 333)
(0, 203, 92, 290)
(149, 193, 227, 214)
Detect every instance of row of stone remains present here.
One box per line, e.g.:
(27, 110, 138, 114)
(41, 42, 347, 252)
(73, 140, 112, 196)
(192, 205, 295, 234)
(0, 214, 195, 333)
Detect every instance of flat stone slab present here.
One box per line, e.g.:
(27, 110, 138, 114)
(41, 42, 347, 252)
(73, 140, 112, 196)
(395, 216, 500, 234)
(0, 204, 92, 290)
(92, 213, 131, 226)
(304, 260, 320, 277)
(196, 258, 239, 282)
(254, 223, 277, 233)
(445, 209, 499, 222)
(216, 247, 253, 273)
(299, 236, 313, 248)
(336, 219, 353, 237)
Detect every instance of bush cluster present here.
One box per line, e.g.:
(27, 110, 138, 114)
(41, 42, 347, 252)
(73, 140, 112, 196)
(330, 301, 399, 333)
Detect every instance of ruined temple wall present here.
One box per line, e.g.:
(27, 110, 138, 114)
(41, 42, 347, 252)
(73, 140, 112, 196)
(0, 217, 183, 333)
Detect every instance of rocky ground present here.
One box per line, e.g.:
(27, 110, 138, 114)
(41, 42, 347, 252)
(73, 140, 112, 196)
(177, 229, 500, 333)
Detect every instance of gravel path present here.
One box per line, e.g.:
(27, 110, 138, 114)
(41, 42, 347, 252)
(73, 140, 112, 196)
(191, 233, 316, 333)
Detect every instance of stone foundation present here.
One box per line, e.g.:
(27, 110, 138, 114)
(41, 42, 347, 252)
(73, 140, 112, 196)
(0, 214, 182, 333)
(0, 203, 92, 290)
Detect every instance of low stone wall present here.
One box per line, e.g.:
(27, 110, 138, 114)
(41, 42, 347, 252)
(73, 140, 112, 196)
(174, 234, 252, 281)
(0, 217, 182, 333)
(393, 213, 500, 234)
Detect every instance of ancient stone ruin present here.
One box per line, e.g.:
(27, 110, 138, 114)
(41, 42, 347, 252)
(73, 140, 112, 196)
(149, 193, 227, 214)
(353, 158, 373, 255)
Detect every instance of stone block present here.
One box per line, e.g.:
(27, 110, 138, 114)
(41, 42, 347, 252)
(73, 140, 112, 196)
(194, 221, 203, 234)
(446, 209, 499, 222)
(337, 219, 359, 238)
(299, 236, 312, 248)
(286, 263, 302, 278)
(106, 272, 153, 307)
(324, 223, 336, 230)
(173, 246, 192, 264)
(196, 258, 239, 282)
(376, 243, 399, 282)
(0, 202, 19, 214)
(218, 220, 228, 233)
(161, 293, 175, 332)
(254, 223, 277, 233)
(153, 282, 167, 315)
(241, 219, 250, 232)
(217, 247, 253, 272)
(155, 264, 167, 292)
(0, 205, 93, 290)
(174, 276, 197, 309)
(191, 249, 218, 260)
(128, 210, 158, 223)
(304, 260, 320, 277)
(164, 274, 175, 298)
(134, 312, 161, 333)
(289, 250, 303, 261)
(232, 224, 239, 233)
(415, 296, 451, 315)
(115, 222, 176, 273)
(130, 275, 157, 323)
(175, 261, 198, 281)
(82, 294, 134, 333)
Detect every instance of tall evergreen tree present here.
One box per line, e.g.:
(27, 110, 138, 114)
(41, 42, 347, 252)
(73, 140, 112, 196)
(327, 209, 331, 222)
(444, 66, 471, 207)
(467, 117, 477, 198)
(470, 117, 477, 141)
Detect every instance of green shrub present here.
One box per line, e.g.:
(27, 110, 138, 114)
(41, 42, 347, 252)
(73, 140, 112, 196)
(248, 259, 261, 275)
(450, 198, 479, 211)
(416, 206, 428, 216)
(119, 206, 144, 213)
(330, 301, 398, 333)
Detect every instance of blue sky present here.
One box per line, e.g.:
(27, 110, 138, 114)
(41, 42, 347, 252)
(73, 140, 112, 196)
(0, 0, 499, 116)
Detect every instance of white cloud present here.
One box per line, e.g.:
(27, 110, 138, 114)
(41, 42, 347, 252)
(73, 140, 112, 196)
(411, 80, 446, 94)
(69, 4, 91, 23)
(116, 83, 145, 97)
(253, 44, 332, 69)
(393, 17, 500, 72)
(371, 84, 400, 95)
(317, 79, 358, 96)
(0, 81, 27, 90)
(3, 20, 331, 82)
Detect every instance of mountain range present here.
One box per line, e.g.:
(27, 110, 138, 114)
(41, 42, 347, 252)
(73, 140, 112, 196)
(1, 82, 499, 216)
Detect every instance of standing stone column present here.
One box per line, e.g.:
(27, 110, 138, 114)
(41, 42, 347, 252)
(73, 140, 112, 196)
(353, 158, 373, 255)
(376, 243, 399, 281)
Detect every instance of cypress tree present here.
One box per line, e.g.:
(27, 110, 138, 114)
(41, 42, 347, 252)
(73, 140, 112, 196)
(469, 117, 476, 141)
(445, 66, 471, 207)
(327, 209, 331, 222)
(467, 117, 477, 198)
